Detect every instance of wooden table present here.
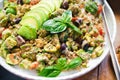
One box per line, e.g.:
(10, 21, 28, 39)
(75, 0, 120, 80)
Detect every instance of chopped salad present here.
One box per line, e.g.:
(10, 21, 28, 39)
(0, 0, 105, 77)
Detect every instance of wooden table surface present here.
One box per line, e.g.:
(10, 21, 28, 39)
(75, 0, 120, 80)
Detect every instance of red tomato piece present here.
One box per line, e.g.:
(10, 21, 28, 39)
(72, 17, 78, 22)
(97, 5, 103, 14)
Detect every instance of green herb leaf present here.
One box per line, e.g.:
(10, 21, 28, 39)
(62, 10, 72, 22)
(67, 22, 82, 34)
(38, 66, 55, 76)
(38, 65, 61, 77)
(42, 10, 82, 34)
(54, 58, 67, 70)
(47, 70, 61, 77)
(43, 19, 67, 33)
(57, 58, 67, 66)
(67, 57, 82, 69)
(53, 17, 64, 22)
(38, 58, 67, 77)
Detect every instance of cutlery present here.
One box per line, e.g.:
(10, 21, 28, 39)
(101, 0, 120, 80)
(0, 0, 3, 9)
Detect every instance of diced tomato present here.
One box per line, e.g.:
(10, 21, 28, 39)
(0, 34, 2, 39)
(30, 0, 40, 5)
(97, 5, 103, 14)
(94, 25, 104, 36)
(72, 17, 78, 22)
(79, 4, 84, 8)
(98, 28, 104, 36)
(30, 61, 39, 70)
(0, 28, 5, 38)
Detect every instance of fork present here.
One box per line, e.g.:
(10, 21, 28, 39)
(101, 0, 120, 80)
(0, 0, 3, 9)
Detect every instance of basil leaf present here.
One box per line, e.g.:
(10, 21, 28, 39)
(62, 10, 72, 22)
(42, 10, 82, 34)
(42, 19, 55, 31)
(43, 19, 67, 33)
(54, 58, 67, 70)
(38, 65, 61, 77)
(51, 24, 67, 33)
(67, 22, 82, 34)
(47, 70, 61, 77)
(38, 66, 54, 76)
(57, 58, 67, 66)
(53, 17, 64, 22)
(67, 57, 82, 69)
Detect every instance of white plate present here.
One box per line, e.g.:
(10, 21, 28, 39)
(0, 0, 116, 80)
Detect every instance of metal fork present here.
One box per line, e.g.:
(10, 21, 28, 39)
(101, 0, 120, 80)
(0, 0, 3, 9)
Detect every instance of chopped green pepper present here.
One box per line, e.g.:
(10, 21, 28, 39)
(3, 35, 17, 49)
(6, 7, 16, 15)
(2, 29, 12, 40)
(85, 0, 98, 15)
(23, 0, 31, 4)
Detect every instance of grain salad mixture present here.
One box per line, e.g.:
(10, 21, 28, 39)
(0, 0, 104, 77)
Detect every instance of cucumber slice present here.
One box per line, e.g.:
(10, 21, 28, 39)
(52, 0, 61, 10)
(18, 25, 37, 40)
(20, 16, 38, 30)
(31, 3, 52, 13)
(23, 12, 42, 29)
(40, 0, 55, 12)
(31, 8, 50, 21)
(59, 0, 63, 4)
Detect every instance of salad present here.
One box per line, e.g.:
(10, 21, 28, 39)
(0, 0, 104, 77)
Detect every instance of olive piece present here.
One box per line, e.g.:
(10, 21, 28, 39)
(59, 31, 68, 43)
(82, 40, 89, 51)
(61, 0, 69, 9)
(61, 43, 67, 51)
(14, 18, 21, 24)
(73, 18, 82, 27)
(75, 38, 84, 45)
(83, 43, 89, 51)
(16, 35, 25, 46)
(17, 0, 23, 5)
